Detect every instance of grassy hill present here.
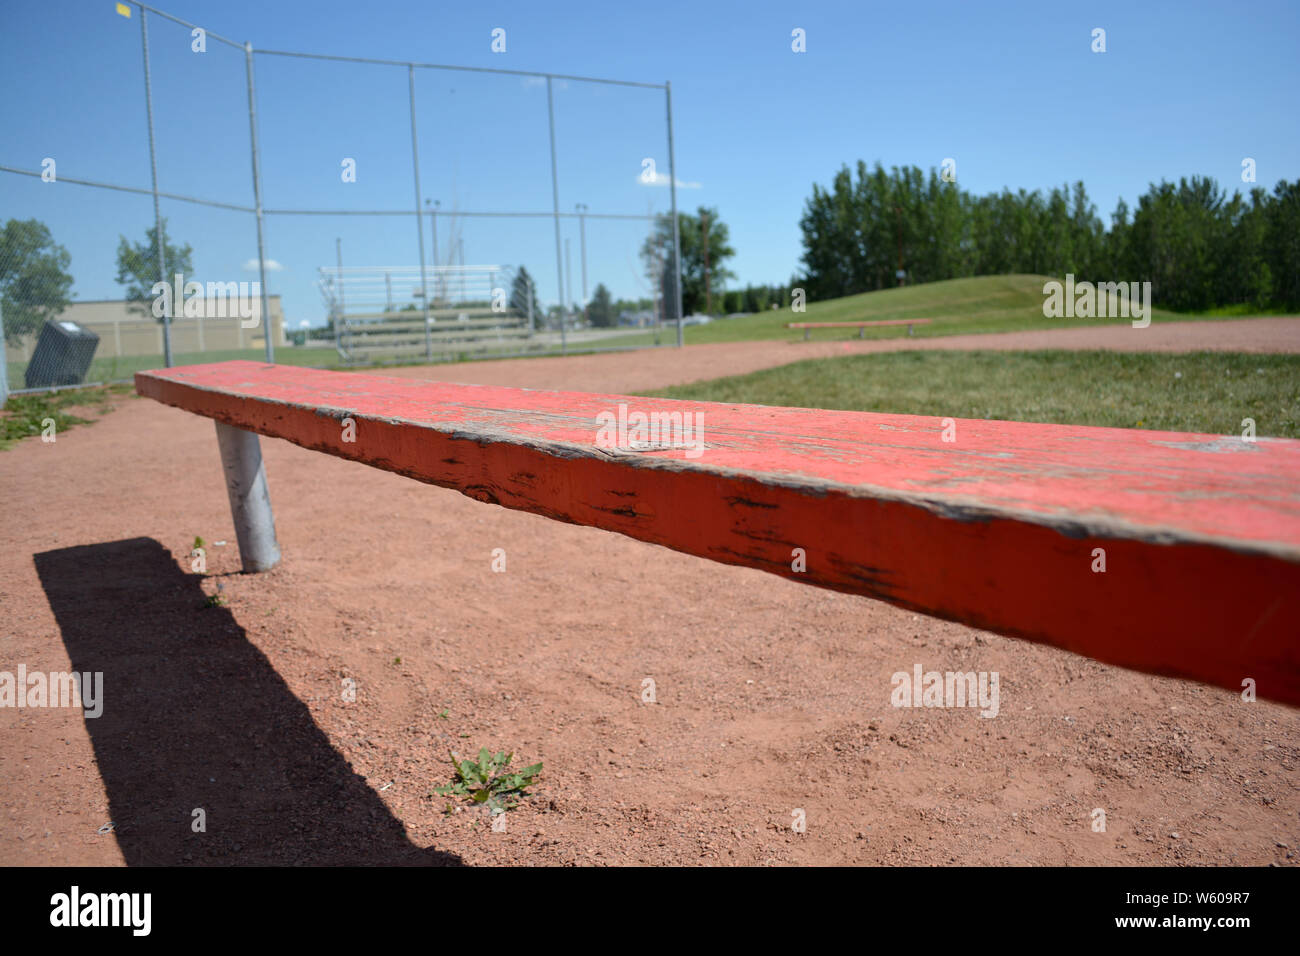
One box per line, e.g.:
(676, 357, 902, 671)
(612, 274, 1185, 347)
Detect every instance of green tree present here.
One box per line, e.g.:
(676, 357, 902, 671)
(0, 218, 74, 345)
(742, 284, 771, 313)
(641, 206, 736, 316)
(796, 159, 1297, 314)
(115, 218, 193, 318)
(587, 283, 615, 327)
(509, 266, 538, 318)
(1265, 180, 1300, 309)
(1220, 188, 1272, 308)
(1127, 177, 1228, 311)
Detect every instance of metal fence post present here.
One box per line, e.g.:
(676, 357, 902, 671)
(244, 42, 275, 363)
(407, 65, 433, 360)
(139, 8, 173, 367)
(666, 80, 685, 347)
(0, 300, 8, 405)
(546, 76, 567, 354)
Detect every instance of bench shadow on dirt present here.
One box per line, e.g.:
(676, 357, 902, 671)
(34, 537, 461, 866)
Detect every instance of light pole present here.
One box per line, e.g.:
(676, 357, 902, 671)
(426, 199, 440, 305)
(335, 237, 345, 353)
(702, 210, 710, 315)
(575, 203, 589, 324)
(565, 237, 574, 326)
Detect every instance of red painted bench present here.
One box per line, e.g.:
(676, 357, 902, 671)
(787, 318, 933, 340)
(136, 360, 1300, 707)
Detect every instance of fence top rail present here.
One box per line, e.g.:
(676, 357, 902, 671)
(252, 47, 666, 89)
(135, 360, 1300, 707)
(124, 2, 663, 88)
(130, 1, 244, 50)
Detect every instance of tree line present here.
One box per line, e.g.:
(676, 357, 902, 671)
(798, 161, 1300, 311)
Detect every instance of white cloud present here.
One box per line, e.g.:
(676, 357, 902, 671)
(242, 258, 285, 272)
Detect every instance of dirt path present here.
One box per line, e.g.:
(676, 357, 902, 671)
(381, 317, 1300, 393)
(1, 317, 1297, 866)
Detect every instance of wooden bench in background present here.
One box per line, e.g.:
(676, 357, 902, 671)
(787, 318, 933, 340)
(136, 360, 1300, 707)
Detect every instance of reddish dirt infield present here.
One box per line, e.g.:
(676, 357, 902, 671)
(2, 318, 1298, 866)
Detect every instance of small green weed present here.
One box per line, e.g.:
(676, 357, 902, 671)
(433, 748, 542, 812)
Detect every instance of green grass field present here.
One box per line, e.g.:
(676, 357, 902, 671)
(5, 346, 334, 389)
(4, 339, 613, 386)
(606, 274, 1202, 348)
(641, 350, 1300, 438)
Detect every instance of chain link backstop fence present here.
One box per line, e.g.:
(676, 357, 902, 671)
(0, 0, 685, 400)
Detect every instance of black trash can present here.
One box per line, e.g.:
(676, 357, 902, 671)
(24, 319, 100, 390)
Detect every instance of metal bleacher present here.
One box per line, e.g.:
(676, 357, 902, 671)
(318, 265, 535, 365)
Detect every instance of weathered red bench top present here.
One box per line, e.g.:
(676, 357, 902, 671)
(137, 360, 1300, 706)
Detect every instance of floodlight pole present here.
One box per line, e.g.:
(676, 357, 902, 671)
(243, 42, 275, 363)
(546, 76, 567, 354)
(702, 210, 710, 314)
(140, 9, 173, 367)
(408, 65, 433, 359)
(458, 238, 466, 301)
(427, 198, 440, 304)
(565, 238, 573, 317)
(334, 238, 344, 353)
(576, 203, 589, 318)
(665, 81, 684, 347)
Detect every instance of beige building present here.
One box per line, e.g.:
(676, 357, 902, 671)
(9, 296, 287, 361)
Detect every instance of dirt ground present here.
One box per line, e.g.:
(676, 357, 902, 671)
(382, 315, 1300, 392)
(2, 317, 1298, 866)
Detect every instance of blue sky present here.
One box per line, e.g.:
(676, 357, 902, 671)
(2, 0, 1297, 326)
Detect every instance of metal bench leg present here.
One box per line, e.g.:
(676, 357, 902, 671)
(215, 421, 281, 572)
